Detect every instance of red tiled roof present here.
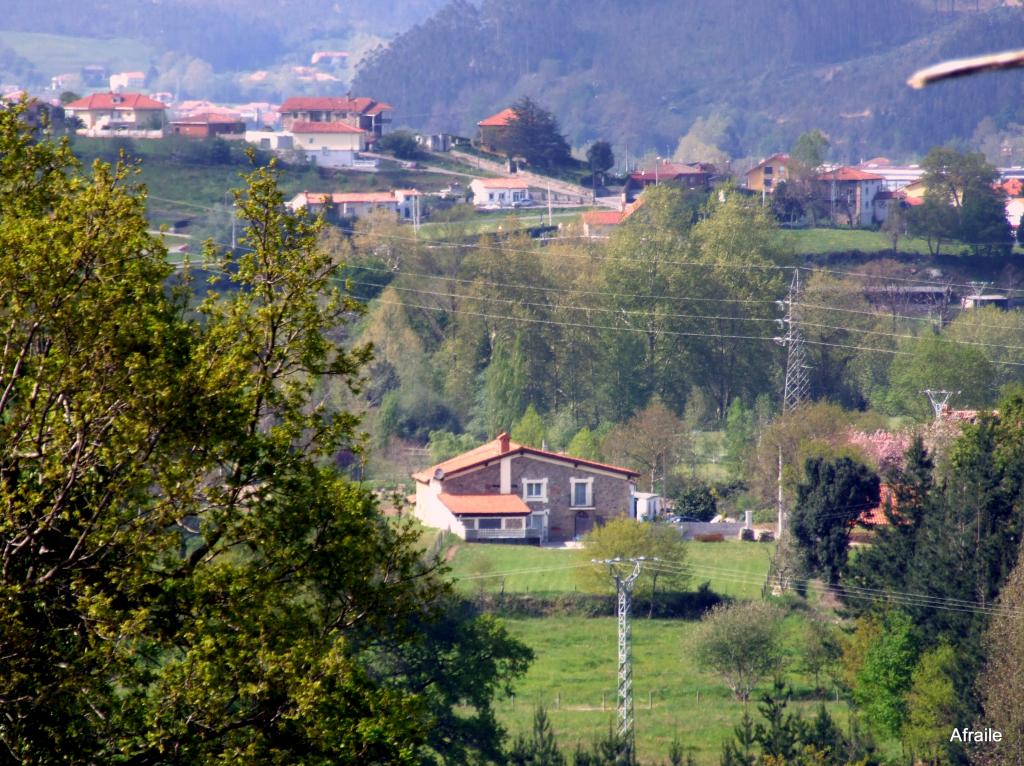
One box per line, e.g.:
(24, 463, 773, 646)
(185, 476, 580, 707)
(630, 162, 707, 182)
(860, 483, 895, 526)
(581, 210, 624, 226)
(290, 120, 365, 134)
(170, 112, 244, 125)
(278, 96, 391, 114)
(473, 177, 530, 189)
(816, 166, 884, 182)
(439, 493, 531, 516)
(413, 435, 516, 483)
(412, 432, 639, 484)
(478, 107, 517, 127)
(294, 190, 419, 206)
(65, 92, 166, 111)
(999, 178, 1024, 197)
(748, 153, 790, 174)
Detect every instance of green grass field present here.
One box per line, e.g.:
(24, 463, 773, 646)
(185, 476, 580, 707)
(0, 31, 152, 76)
(788, 227, 934, 255)
(446, 539, 775, 601)
(440, 539, 878, 764)
(496, 616, 850, 765)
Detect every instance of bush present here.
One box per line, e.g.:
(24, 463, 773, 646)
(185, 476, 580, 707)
(469, 582, 723, 618)
(668, 478, 717, 521)
(377, 130, 420, 160)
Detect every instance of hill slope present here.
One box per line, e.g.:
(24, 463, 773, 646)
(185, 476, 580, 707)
(353, 0, 1024, 160)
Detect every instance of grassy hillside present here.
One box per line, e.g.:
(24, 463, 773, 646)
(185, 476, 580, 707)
(0, 31, 153, 76)
(446, 540, 774, 602)
(444, 542, 881, 764)
(498, 616, 853, 766)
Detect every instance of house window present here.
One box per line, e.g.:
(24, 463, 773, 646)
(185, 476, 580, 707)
(463, 518, 476, 530)
(523, 479, 548, 502)
(571, 478, 594, 508)
(504, 517, 524, 529)
(764, 166, 773, 175)
(478, 518, 501, 530)
(528, 512, 545, 530)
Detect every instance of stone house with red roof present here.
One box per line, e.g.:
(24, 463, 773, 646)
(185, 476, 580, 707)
(412, 433, 639, 543)
(815, 166, 885, 227)
(477, 107, 517, 152)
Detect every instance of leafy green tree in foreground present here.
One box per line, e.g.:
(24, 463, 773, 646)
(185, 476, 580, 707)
(0, 107, 530, 764)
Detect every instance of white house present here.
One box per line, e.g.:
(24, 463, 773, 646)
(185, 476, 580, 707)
(246, 121, 375, 168)
(287, 189, 421, 222)
(109, 71, 146, 92)
(633, 492, 662, 521)
(470, 177, 532, 209)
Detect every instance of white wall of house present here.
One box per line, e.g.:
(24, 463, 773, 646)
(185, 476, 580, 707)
(296, 131, 365, 152)
(414, 481, 467, 538)
(470, 180, 531, 208)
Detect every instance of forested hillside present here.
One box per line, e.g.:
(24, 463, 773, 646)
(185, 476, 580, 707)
(354, 0, 1024, 160)
(1, 0, 447, 69)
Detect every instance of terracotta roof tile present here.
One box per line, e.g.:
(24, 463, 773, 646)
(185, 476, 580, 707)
(438, 493, 531, 516)
(473, 177, 530, 189)
(816, 166, 884, 182)
(278, 96, 390, 114)
(66, 92, 166, 111)
(290, 120, 365, 134)
(478, 107, 517, 127)
(581, 210, 625, 226)
(412, 433, 639, 484)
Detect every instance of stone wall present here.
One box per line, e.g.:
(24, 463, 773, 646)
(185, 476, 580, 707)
(442, 453, 633, 540)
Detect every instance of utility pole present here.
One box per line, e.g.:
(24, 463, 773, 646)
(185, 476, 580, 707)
(230, 201, 237, 250)
(594, 557, 645, 760)
(922, 389, 959, 421)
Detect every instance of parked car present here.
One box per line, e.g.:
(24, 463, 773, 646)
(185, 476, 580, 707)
(402, 160, 421, 169)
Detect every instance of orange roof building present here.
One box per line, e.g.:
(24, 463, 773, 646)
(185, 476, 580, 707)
(412, 433, 639, 543)
(64, 92, 166, 131)
(278, 96, 392, 137)
(477, 107, 518, 152)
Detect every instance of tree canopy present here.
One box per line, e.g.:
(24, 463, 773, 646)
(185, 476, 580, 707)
(0, 106, 531, 764)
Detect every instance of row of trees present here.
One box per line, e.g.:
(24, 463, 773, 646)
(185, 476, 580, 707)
(775, 391, 1024, 763)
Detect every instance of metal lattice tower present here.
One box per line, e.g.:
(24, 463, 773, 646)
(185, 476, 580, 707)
(776, 269, 811, 413)
(593, 557, 644, 758)
(922, 389, 959, 421)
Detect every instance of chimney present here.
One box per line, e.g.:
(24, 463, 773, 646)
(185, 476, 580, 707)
(498, 432, 510, 453)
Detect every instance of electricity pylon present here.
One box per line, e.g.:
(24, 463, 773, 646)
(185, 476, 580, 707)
(593, 556, 645, 759)
(922, 389, 959, 421)
(776, 268, 810, 413)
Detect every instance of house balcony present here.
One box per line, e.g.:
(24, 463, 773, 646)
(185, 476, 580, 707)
(465, 527, 541, 541)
